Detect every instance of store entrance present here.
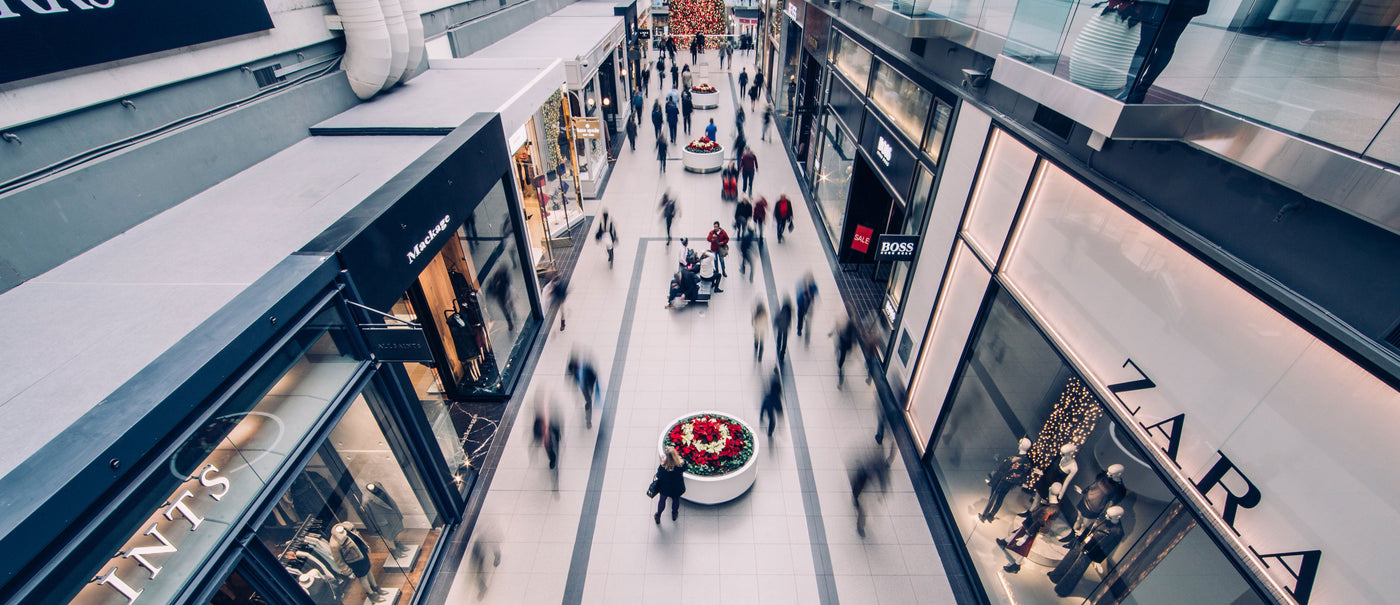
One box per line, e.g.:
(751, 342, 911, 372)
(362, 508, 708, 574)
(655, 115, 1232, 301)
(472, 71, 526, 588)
(792, 49, 823, 173)
(838, 155, 900, 265)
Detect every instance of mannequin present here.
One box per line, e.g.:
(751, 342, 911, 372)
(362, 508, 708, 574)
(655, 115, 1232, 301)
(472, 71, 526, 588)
(1048, 506, 1126, 596)
(1067, 464, 1126, 539)
(361, 482, 408, 556)
(1027, 443, 1079, 513)
(330, 522, 386, 601)
(981, 438, 1034, 522)
(297, 570, 337, 604)
(997, 482, 1061, 574)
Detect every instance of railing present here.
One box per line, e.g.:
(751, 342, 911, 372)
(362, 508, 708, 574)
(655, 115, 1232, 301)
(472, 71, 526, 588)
(876, 0, 1400, 167)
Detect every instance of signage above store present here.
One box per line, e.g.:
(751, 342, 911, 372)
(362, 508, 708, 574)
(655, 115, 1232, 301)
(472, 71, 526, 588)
(406, 214, 452, 265)
(572, 117, 603, 140)
(851, 224, 873, 254)
(361, 327, 434, 362)
(1, 0, 274, 84)
(784, 0, 801, 21)
(874, 234, 917, 261)
(876, 136, 894, 167)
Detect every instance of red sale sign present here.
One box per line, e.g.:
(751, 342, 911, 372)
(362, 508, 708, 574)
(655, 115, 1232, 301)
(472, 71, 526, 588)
(852, 225, 873, 253)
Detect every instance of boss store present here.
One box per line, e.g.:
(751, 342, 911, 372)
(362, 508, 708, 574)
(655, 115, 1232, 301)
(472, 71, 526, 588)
(894, 115, 1400, 605)
(809, 28, 954, 357)
(0, 116, 539, 605)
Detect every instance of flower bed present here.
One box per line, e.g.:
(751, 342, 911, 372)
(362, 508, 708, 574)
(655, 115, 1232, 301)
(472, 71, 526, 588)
(685, 138, 722, 154)
(691, 83, 718, 93)
(692, 83, 720, 109)
(659, 412, 760, 504)
(682, 139, 725, 173)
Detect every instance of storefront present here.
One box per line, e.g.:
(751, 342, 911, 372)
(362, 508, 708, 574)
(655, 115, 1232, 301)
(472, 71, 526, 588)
(1, 116, 540, 605)
(898, 123, 1400, 605)
(772, 0, 804, 138)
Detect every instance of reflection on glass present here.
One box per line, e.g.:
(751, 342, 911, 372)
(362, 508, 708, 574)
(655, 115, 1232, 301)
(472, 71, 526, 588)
(870, 62, 933, 145)
(883, 167, 935, 322)
(924, 100, 953, 165)
(208, 570, 265, 605)
(257, 395, 443, 605)
(927, 287, 1264, 604)
(832, 32, 873, 95)
(963, 129, 1039, 262)
(813, 114, 856, 244)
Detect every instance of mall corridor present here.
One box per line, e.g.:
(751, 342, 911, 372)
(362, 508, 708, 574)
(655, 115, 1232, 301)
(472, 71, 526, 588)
(442, 49, 955, 605)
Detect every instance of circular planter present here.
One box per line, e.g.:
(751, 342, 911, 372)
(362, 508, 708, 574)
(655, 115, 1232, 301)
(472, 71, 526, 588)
(658, 412, 759, 504)
(682, 146, 725, 173)
(691, 88, 720, 109)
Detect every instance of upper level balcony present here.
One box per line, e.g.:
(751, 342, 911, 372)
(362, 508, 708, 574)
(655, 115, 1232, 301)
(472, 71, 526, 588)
(867, 0, 1400, 232)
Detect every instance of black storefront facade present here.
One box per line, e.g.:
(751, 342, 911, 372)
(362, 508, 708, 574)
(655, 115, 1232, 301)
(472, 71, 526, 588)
(0, 115, 542, 605)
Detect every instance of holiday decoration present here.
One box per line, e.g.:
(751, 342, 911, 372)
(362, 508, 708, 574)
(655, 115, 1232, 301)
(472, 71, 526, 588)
(692, 83, 718, 93)
(686, 137, 722, 153)
(668, 0, 727, 49)
(1026, 376, 1103, 482)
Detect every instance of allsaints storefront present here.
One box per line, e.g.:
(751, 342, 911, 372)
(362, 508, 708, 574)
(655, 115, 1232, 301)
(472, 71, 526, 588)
(6, 116, 542, 605)
(901, 125, 1398, 604)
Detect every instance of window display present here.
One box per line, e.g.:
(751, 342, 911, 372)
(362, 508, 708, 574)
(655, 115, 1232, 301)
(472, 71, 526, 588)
(925, 286, 1268, 604)
(831, 32, 872, 94)
(813, 114, 856, 243)
(869, 61, 932, 145)
(257, 394, 444, 605)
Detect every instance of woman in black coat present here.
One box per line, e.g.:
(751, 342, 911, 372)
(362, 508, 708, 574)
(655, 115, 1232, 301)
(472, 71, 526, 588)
(654, 447, 687, 523)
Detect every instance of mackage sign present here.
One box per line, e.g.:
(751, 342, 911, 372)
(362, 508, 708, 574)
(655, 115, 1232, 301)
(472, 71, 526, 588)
(1, 0, 274, 83)
(407, 214, 452, 264)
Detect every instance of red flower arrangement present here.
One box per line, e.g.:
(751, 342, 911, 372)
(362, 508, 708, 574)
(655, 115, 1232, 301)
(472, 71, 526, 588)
(691, 83, 718, 93)
(665, 414, 755, 476)
(686, 138, 722, 153)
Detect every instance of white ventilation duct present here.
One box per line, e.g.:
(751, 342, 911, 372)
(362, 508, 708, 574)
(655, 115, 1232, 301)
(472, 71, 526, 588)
(399, 0, 426, 83)
(332, 0, 393, 99)
(379, 0, 410, 89)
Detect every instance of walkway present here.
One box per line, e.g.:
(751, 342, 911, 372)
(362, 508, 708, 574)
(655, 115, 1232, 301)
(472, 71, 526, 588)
(443, 48, 957, 605)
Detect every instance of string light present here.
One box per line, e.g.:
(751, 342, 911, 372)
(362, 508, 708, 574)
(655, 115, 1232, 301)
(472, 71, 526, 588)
(1024, 376, 1103, 487)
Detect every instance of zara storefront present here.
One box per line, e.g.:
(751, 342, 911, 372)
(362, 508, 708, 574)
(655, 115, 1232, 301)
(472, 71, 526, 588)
(895, 109, 1400, 604)
(0, 116, 542, 605)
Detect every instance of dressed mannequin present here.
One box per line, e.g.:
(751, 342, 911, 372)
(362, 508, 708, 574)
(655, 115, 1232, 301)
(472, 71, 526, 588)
(1027, 443, 1079, 513)
(1048, 506, 1126, 596)
(1067, 464, 1126, 539)
(298, 570, 338, 604)
(997, 482, 1061, 574)
(981, 438, 1034, 522)
(330, 522, 386, 601)
(361, 483, 408, 555)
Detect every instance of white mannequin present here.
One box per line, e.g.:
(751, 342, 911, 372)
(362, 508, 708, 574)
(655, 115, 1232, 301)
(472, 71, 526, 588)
(329, 522, 385, 600)
(1017, 437, 1032, 455)
(1071, 464, 1125, 534)
(1091, 506, 1126, 575)
(1027, 443, 1079, 512)
(999, 482, 1062, 573)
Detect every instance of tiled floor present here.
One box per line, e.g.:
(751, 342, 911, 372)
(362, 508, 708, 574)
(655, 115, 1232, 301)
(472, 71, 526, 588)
(444, 49, 957, 605)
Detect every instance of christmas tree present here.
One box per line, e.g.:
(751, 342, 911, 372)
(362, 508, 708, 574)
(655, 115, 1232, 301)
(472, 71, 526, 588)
(668, 0, 727, 49)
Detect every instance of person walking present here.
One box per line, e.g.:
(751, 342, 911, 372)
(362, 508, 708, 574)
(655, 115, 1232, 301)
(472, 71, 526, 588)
(761, 104, 773, 141)
(849, 451, 891, 537)
(735, 106, 746, 137)
(737, 227, 756, 281)
(738, 68, 749, 96)
(657, 56, 667, 93)
(651, 100, 664, 137)
(653, 447, 687, 523)
(749, 83, 760, 112)
(665, 98, 680, 143)
(485, 269, 516, 332)
(625, 116, 637, 151)
(707, 221, 730, 277)
(752, 195, 768, 242)
(774, 194, 793, 242)
(773, 296, 793, 360)
(734, 196, 752, 238)
(603, 223, 617, 268)
(655, 136, 669, 173)
(632, 88, 644, 125)
(704, 118, 717, 142)
(681, 91, 694, 134)
(795, 273, 818, 346)
(752, 301, 768, 361)
(532, 399, 561, 469)
(733, 130, 748, 162)
(670, 63, 679, 89)
(642, 65, 651, 93)
(660, 192, 679, 243)
(566, 353, 601, 429)
(681, 64, 693, 91)
(831, 318, 859, 388)
(760, 367, 783, 438)
(739, 147, 758, 195)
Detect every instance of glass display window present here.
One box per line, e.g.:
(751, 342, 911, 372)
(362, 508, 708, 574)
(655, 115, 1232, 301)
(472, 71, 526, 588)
(831, 31, 872, 95)
(869, 61, 932, 146)
(923, 100, 953, 165)
(962, 128, 1037, 264)
(255, 393, 444, 605)
(925, 285, 1267, 605)
(813, 113, 857, 244)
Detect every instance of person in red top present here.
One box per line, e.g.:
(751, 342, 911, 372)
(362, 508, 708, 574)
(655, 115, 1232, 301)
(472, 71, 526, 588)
(739, 148, 758, 195)
(707, 221, 730, 276)
(752, 196, 769, 242)
(774, 195, 794, 243)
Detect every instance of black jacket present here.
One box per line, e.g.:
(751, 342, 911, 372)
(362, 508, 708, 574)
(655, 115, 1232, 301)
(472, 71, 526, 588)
(656, 464, 687, 497)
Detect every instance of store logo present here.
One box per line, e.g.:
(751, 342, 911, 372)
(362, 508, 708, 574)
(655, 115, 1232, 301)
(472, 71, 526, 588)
(406, 214, 452, 265)
(784, 1, 799, 20)
(875, 234, 917, 260)
(876, 136, 893, 166)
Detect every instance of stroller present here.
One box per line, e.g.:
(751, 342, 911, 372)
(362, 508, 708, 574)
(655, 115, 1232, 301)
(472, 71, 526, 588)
(720, 161, 739, 202)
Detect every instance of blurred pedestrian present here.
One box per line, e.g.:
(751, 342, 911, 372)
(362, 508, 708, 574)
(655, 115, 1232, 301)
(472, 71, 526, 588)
(532, 396, 562, 469)
(736, 106, 746, 137)
(734, 197, 752, 239)
(632, 88, 644, 125)
(752, 301, 768, 361)
(468, 527, 502, 598)
(849, 451, 891, 537)
(737, 227, 755, 281)
(625, 116, 637, 151)
(755, 69, 765, 96)
(739, 148, 758, 195)
(651, 100, 663, 137)
(738, 67, 749, 96)
(681, 64, 693, 91)
(774, 194, 794, 242)
(653, 447, 687, 523)
(682, 91, 694, 134)
(671, 62, 679, 89)
(666, 98, 679, 142)
(831, 318, 859, 388)
(760, 367, 783, 438)
(566, 353, 601, 429)
(752, 195, 768, 242)
(733, 129, 748, 161)
(656, 136, 669, 174)
(659, 192, 679, 243)
(603, 223, 617, 268)
(774, 296, 793, 360)
(485, 268, 516, 332)
(642, 66, 652, 92)
(761, 105, 773, 141)
(705, 117, 717, 142)
(749, 83, 760, 111)
(795, 273, 818, 346)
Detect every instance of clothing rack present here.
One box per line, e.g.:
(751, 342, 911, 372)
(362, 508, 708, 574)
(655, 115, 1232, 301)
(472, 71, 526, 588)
(277, 515, 325, 563)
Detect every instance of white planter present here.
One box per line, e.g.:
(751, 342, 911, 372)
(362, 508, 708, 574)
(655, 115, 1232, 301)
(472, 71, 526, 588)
(682, 146, 725, 173)
(691, 88, 720, 109)
(658, 412, 760, 504)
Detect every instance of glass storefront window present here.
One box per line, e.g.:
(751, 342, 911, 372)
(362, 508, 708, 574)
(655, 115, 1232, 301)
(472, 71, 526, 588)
(882, 166, 935, 328)
(813, 114, 856, 244)
(925, 286, 1266, 605)
(73, 304, 361, 605)
(208, 570, 267, 605)
(256, 393, 444, 605)
(963, 128, 1037, 263)
(831, 32, 872, 95)
(924, 100, 952, 165)
(869, 61, 932, 145)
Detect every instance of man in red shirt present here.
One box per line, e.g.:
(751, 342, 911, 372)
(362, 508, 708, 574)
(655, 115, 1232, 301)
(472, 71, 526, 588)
(739, 148, 758, 195)
(774, 195, 793, 243)
(752, 196, 768, 243)
(707, 221, 730, 277)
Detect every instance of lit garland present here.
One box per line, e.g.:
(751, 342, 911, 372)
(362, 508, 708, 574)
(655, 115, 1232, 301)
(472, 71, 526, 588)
(668, 0, 727, 49)
(1025, 376, 1103, 486)
(541, 89, 565, 174)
